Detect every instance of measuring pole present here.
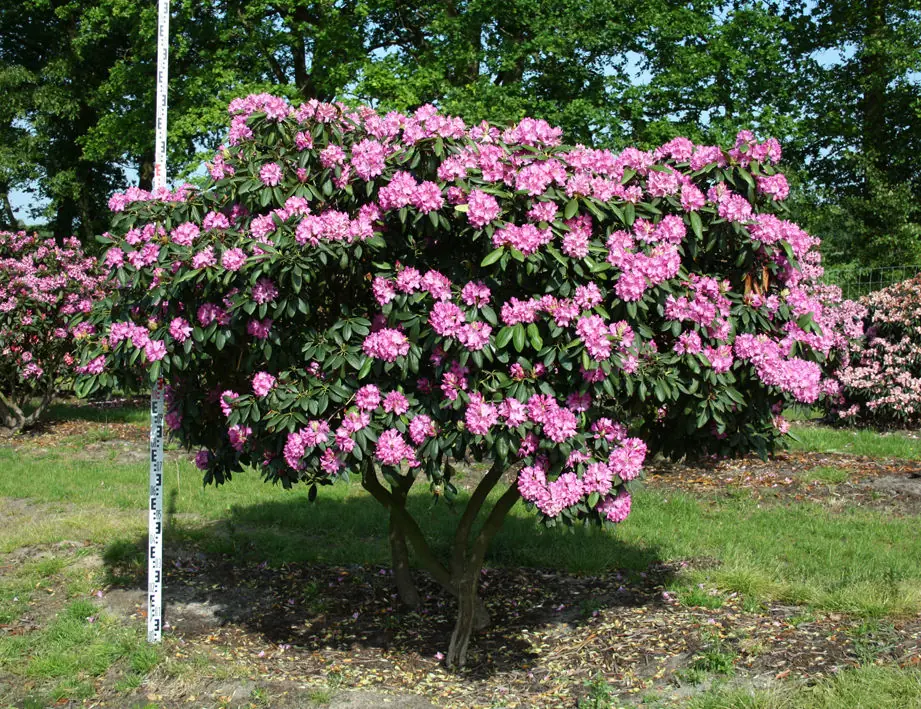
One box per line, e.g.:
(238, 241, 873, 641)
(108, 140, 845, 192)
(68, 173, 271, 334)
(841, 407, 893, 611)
(148, 0, 170, 644)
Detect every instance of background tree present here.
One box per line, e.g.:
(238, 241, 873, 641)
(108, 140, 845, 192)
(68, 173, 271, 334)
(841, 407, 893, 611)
(5, 0, 921, 264)
(787, 0, 921, 266)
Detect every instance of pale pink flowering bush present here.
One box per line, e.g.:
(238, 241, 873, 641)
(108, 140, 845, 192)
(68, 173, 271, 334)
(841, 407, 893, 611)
(830, 275, 921, 427)
(79, 95, 854, 666)
(0, 231, 107, 431)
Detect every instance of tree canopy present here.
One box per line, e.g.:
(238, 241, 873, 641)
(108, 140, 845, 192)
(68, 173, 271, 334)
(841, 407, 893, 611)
(2, 0, 920, 264)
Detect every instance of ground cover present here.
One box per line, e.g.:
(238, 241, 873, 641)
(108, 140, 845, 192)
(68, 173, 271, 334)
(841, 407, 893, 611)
(1, 401, 920, 707)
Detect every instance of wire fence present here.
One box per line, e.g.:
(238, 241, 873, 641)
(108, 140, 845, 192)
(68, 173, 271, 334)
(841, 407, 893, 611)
(821, 265, 921, 300)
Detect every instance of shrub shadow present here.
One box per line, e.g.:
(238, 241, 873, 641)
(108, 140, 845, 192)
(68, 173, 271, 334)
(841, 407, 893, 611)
(103, 493, 673, 676)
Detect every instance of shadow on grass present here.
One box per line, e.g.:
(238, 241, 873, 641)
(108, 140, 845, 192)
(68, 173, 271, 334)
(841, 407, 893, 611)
(102, 492, 672, 675)
(46, 398, 148, 425)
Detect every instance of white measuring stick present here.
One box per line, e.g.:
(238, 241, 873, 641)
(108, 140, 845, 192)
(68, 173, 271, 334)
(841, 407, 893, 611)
(148, 381, 165, 642)
(148, 0, 170, 644)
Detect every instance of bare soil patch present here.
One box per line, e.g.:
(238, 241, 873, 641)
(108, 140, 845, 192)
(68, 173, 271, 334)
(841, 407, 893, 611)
(86, 544, 921, 708)
(646, 450, 921, 515)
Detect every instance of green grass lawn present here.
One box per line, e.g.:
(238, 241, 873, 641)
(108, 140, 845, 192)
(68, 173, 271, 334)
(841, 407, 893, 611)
(789, 423, 921, 460)
(2, 441, 920, 618)
(2, 403, 921, 707)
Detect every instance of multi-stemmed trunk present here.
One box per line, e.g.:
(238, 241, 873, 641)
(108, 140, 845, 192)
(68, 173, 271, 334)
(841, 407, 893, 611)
(361, 458, 521, 668)
(0, 385, 56, 435)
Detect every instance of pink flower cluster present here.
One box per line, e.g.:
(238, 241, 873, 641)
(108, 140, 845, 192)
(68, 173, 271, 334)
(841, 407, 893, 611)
(517, 433, 645, 520)
(734, 333, 822, 403)
(363, 328, 411, 362)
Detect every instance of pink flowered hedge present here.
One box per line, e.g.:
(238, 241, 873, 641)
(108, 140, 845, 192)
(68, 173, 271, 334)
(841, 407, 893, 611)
(77, 94, 854, 665)
(0, 231, 107, 431)
(832, 274, 921, 427)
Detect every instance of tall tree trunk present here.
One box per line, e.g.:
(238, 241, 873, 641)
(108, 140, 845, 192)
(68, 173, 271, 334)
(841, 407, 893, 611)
(0, 187, 18, 230)
(138, 151, 155, 191)
(860, 0, 889, 177)
(52, 197, 77, 241)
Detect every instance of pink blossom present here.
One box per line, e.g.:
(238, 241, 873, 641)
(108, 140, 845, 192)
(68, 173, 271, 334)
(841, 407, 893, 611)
(252, 371, 276, 397)
(465, 393, 499, 435)
(320, 145, 346, 168)
(144, 339, 166, 362)
(169, 317, 192, 342)
(259, 162, 283, 187)
(582, 462, 612, 495)
(457, 322, 492, 351)
(395, 268, 423, 293)
(355, 384, 381, 411)
(597, 489, 632, 523)
(228, 425, 252, 452)
(220, 390, 239, 417)
(383, 391, 409, 415)
(320, 448, 342, 475)
(375, 428, 415, 466)
(350, 139, 387, 180)
(429, 302, 465, 337)
(221, 248, 246, 271)
(171, 222, 200, 246)
(301, 420, 331, 447)
(466, 190, 501, 228)
(542, 406, 578, 443)
(461, 281, 491, 307)
(409, 415, 436, 444)
(252, 278, 278, 304)
(191, 246, 216, 269)
(247, 318, 272, 339)
(412, 181, 444, 213)
(528, 201, 558, 223)
(364, 328, 410, 362)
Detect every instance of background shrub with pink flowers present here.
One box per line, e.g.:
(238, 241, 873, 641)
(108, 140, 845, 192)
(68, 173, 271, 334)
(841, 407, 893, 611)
(76, 94, 853, 666)
(0, 231, 107, 432)
(831, 274, 921, 428)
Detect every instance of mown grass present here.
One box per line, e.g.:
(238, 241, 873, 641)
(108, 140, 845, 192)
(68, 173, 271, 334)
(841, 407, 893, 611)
(1, 602, 158, 706)
(3, 402, 921, 706)
(788, 423, 921, 460)
(0, 541, 159, 706)
(2, 434, 921, 618)
(683, 664, 921, 709)
(45, 399, 150, 426)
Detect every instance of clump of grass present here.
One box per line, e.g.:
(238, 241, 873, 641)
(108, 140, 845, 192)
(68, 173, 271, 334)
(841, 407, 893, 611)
(689, 664, 921, 708)
(679, 585, 725, 610)
(0, 596, 161, 706)
(800, 466, 851, 484)
(789, 424, 921, 460)
(577, 674, 616, 708)
(678, 628, 738, 686)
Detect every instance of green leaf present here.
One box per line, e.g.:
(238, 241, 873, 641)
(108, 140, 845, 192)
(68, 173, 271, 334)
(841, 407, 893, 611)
(564, 198, 579, 219)
(496, 326, 515, 348)
(624, 202, 635, 226)
(527, 323, 543, 351)
(480, 247, 504, 267)
(690, 210, 703, 240)
(512, 324, 526, 353)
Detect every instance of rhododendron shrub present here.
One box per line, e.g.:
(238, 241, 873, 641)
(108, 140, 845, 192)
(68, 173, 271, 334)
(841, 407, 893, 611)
(831, 274, 921, 427)
(77, 95, 849, 666)
(0, 231, 107, 432)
